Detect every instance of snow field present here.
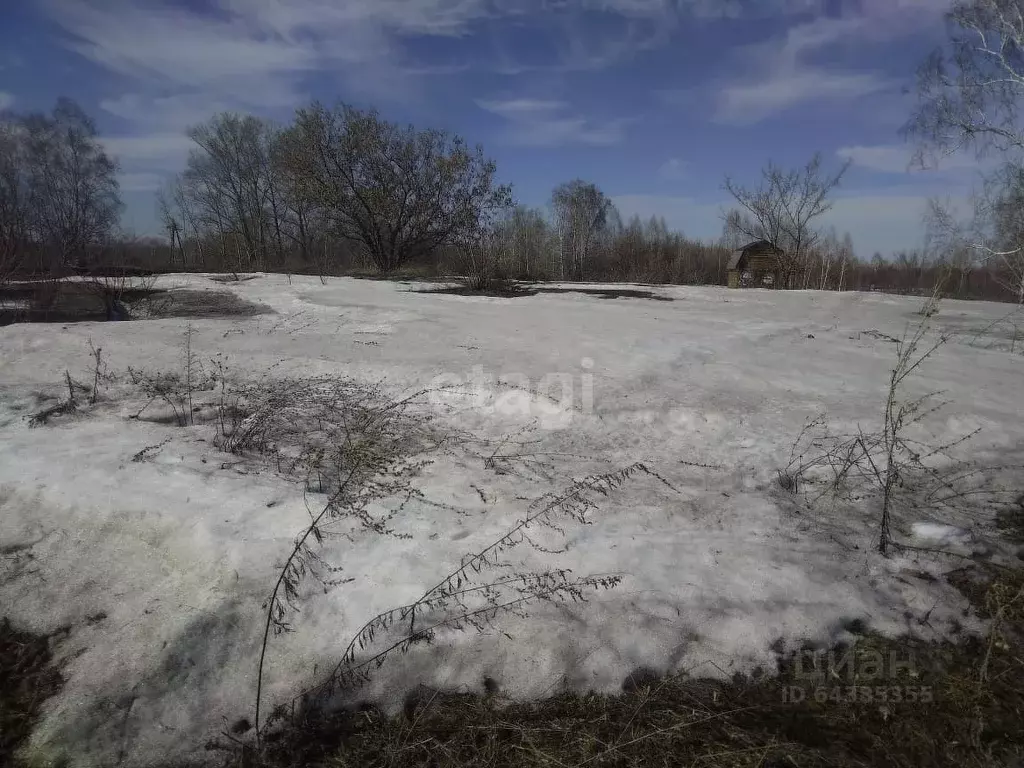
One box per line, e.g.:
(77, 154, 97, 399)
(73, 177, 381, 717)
(1, 274, 1021, 766)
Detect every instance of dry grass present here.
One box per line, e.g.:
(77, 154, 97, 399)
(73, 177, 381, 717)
(220, 565, 1024, 768)
(0, 619, 63, 767)
(2, 479, 1020, 768)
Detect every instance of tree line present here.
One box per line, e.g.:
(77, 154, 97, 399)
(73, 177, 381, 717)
(0, 98, 122, 283)
(4, 0, 1024, 306)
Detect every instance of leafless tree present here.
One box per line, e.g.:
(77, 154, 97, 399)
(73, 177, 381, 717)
(0, 115, 29, 285)
(273, 129, 330, 274)
(19, 99, 122, 271)
(906, 0, 1024, 302)
(929, 166, 1024, 302)
(722, 153, 850, 284)
(719, 209, 746, 251)
(907, 0, 1024, 163)
(492, 205, 554, 279)
(280, 103, 512, 273)
(157, 177, 209, 272)
(551, 180, 613, 281)
(181, 113, 283, 274)
(986, 161, 1024, 300)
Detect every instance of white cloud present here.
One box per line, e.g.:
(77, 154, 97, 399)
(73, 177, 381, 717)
(43, 0, 494, 126)
(837, 145, 914, 173)
(45, 0, 481, 203)
(477, 99, 569, 117)
(707, 3, 946, 124)
(117, 172, 166, 192)
(100, 93, 238, 131)
(0, 92, 13, 111)
(716, 70, 890, 124)
(838, 144, 984, 175)
(658, 157, 688, 179)
(100, 133, 194, 169)
(477, 98, 632, 146)
(44, 0, 847, 128)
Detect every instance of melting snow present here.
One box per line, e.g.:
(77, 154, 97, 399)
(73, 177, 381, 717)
(1, 275, 1021, 766)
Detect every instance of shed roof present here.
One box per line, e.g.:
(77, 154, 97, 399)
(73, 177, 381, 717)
(727, 240, 785, 271)
(738, 239, 782, 253)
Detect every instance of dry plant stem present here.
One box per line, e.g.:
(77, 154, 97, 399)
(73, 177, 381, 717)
(574, 707, 753, 767)
(88, 341, 103, 405)
(980, 581, 1024, 683)
(774, 281, 1013, 558)
(185, 324, 195, 426)
(304, 463, 673, 705)
(253, 386, 442, 739)
(254, 454, 367, 742)
(878, 290, 950, 554)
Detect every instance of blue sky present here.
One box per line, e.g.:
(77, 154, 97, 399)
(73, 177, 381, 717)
(0, 0, 981, 256)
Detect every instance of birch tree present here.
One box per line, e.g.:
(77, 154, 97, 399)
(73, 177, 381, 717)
(907, 0, 1024, 301)
(551, 180, 612, 281)
(183, 113, 281, 272)
(0, 116, 29, 284)
(19, 99, 121, 269)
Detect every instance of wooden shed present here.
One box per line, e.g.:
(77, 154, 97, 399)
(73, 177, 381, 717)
(727, 240, 792, 289)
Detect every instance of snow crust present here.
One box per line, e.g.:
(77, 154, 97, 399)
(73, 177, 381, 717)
(1, 275, 1021, 766)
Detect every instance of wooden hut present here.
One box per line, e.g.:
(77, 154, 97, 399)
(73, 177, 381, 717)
(727, 240, 792, 289)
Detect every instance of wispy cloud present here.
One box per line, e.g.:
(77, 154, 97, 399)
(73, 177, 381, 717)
(44, 0, 840, 131)
(708, 3, 945, 124)
(117, 172, 166, 192)
(478, 99, 570, 116)
(837, 144, 984, 174)
(0, 92, 13, 111)
(477, 98, 632, 146)
(716, 70, 890, 124)
(658, 157, 688, 179)
(99, 93, 239, 132)
(837, 144, 915, 173)
(43, 0, 426, 106)
(99, 134, 195, 169)
(482, 0, 825, 74)
(44, 0, 500, 181)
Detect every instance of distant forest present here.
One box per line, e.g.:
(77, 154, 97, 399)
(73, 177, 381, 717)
(2, 98, 1021, 304)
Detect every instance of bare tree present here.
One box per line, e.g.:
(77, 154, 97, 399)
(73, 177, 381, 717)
(182, 113, 282, 274)
(929, 165, 1024, 302)
(0, 115, 29, 284)
(280, 103, 512, 273)
(722, 153, 850, 285)
(837, 231, 854, 292)
(986, 161, 1024, 300)
(496, 205, 554, 279)
(904, 0, 1024, 302)
(19, 99, 122, 271)
(907, 0, 1024, 163)
(551, 180, 613, 281)
(719, 209, 746, 251)
(158, 177, 209, 272)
